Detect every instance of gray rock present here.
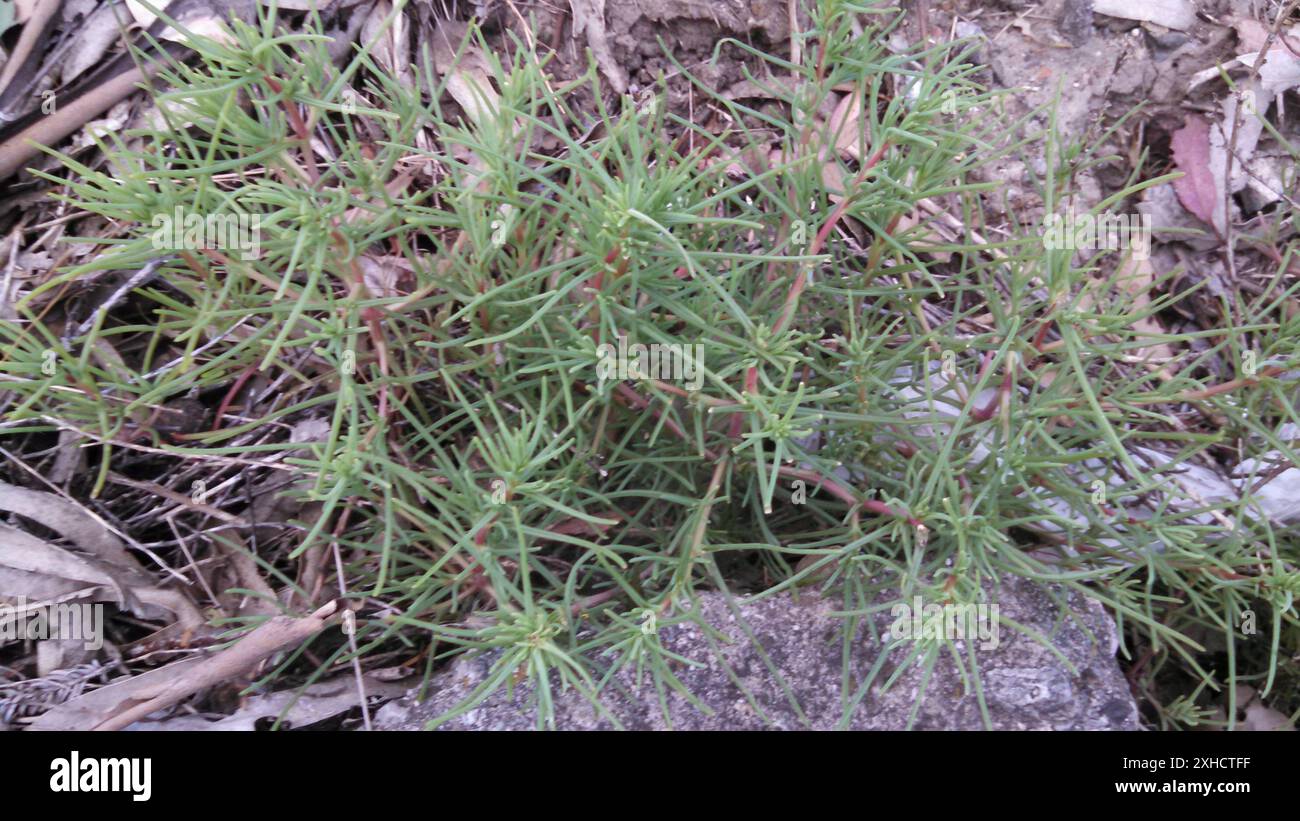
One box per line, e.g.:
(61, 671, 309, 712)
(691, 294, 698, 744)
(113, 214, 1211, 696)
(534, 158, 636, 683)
(1059, 0, 1095, 46)
(375, 576, 1141, 730)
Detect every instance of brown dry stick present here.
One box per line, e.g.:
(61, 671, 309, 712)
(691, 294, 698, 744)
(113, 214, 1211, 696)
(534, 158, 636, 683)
(0, 0, 257, 181)
(25, 599, 346, 730)
(0, 62, 148, 181)
(0, 0, 64, 115)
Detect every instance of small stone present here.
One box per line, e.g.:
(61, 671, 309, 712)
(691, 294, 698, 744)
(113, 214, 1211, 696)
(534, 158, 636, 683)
(1059, 0, 1095, 46)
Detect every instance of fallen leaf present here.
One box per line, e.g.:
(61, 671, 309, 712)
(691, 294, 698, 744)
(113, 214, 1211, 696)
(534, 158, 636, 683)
(1237, 47, 1300, 97)
(129, 673, 411, 730)
(1230, 16, 1271, 54)
(0, 480, 140, 571)
(0, 524, 129, 599)
(127, 0, 242, 46)
(1188, 34, 1300, 95)
(0, 481, 203, 628)
(359, 254, 412, 298)
(1208, 83, 1265, 197)
(827, 91, 864, 161)
(124, 0, 172, 29)
(430, 20, 502, 128)
(61, 5, 129, 84)
(1091, 0, 1196, 31)
(25, 600, 346, 730)
(358, 0, 410, 87)
(1243, 700, 1293, 731)
(1170, 115, 1221, 233)
(1232, 684, 1296, 731)
(568, 0, 627, 93)
(1111, 255, 1176, 376)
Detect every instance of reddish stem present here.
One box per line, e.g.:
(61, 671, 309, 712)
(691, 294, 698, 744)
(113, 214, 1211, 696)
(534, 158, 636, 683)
(211, 365, 258, 432)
